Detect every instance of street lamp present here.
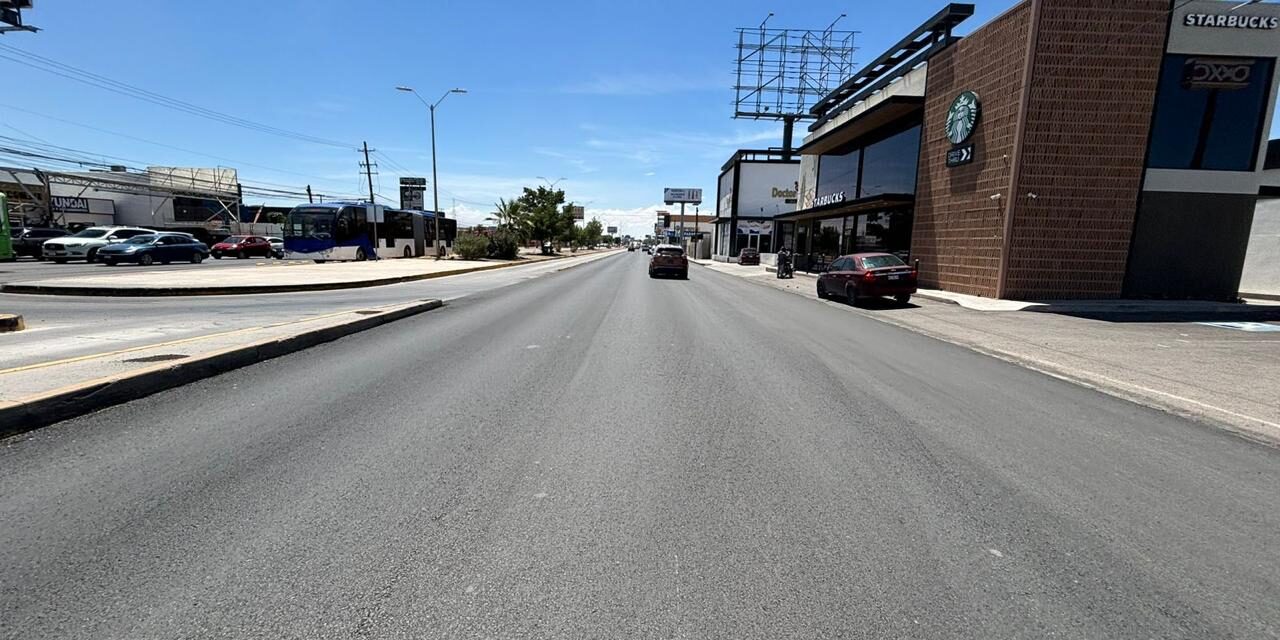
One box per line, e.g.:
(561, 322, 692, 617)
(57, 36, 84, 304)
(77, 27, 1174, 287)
(536, 176, 567, 189)
(396, 85, 467, 259)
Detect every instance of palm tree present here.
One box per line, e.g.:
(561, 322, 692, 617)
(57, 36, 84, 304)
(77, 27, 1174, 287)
(492, 198, 528, 239)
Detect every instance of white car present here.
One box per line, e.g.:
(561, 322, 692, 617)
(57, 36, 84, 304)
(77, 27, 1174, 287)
(267, 237, 285, 258)
(42, 226, 158, 263)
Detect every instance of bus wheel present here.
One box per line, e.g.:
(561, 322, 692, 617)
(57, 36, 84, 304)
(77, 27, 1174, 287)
(403, 246, 412, 258)
(314, 259, 326, 264)
(355, 248, 367, 261)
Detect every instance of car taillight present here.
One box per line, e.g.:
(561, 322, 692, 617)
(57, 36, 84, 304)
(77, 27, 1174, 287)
(863, 271, 876, 281)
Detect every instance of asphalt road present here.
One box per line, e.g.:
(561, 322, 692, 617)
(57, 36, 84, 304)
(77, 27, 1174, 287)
(0, 253, 608, 368)
(0, 254, 272, 282)
(2, 251, 1277, 639)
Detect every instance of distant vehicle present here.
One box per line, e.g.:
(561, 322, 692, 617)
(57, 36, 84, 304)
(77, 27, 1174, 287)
(738, 247, 760, 265)
(211, 235, 273, 259)
(648, 244, 688, 279)
(267, 237, 285, 258)
(42, 226, 157, 263)
(99, 233, 209, 266)
(627, 242, 636, 252)
(12, 228, 66, 258)
(283, 202, 455, 262)
(816, 252, 917, 305)
(643, 245, 653, 254)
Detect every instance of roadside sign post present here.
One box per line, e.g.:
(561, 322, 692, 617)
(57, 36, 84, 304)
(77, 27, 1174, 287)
(663, 188, 702, 253)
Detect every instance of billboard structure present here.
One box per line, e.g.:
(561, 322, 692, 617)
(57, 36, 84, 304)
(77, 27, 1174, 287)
(606, 225, 618, 234)
(570, 205, 585, 220)
(663, 188, 702, 205)
(733, 15, 858, 157)
(736, 163, 799, 217)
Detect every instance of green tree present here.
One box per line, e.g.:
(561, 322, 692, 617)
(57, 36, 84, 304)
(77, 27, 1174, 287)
(490, 198, 526, 240)
(454, 231, 490, 260)
(515, 186, 570, 248)
(579, 218, 603, 248)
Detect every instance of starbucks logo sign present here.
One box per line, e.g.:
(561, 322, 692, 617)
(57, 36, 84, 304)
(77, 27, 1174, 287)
(945, 91, 980, 145)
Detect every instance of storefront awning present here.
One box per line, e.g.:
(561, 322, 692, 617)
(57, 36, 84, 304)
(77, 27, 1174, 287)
(798, 96, 923, 156)
(773, 193, 914, 223)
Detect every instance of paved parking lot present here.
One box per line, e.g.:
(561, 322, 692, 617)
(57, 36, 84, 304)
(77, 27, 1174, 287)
(0, 255, 285, 283)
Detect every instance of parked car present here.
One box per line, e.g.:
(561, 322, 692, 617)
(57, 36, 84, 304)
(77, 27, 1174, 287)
(98, 233, 209, 266)
(42, 226, 157, 263)
(648, 244, 688, 279)
(267, 237, 285, 258)
(738, 247, 760, 265)
(816, 252, 917, 305)
(211, 235, 273, 259)
(12, 228, 66, 258)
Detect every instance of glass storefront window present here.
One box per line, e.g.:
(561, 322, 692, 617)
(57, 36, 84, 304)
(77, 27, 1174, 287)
(816, 218, 842, 264)
(815, 146, 859, 204)
(860, 126, 920, 197)
(1147, 55, 1274, 171)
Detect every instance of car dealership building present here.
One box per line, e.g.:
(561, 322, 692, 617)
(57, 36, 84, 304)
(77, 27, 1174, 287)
(772, 0, 1280, 300)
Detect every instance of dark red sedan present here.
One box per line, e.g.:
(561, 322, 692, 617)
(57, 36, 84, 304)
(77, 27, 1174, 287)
(816, 252, 917, 305)
(737, 247, 760, 265)
(211, 235, 273, 259)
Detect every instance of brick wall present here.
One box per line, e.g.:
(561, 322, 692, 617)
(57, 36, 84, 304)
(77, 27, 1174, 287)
(1002, 1, 1168, 299)
(911, 3, 1033, 297)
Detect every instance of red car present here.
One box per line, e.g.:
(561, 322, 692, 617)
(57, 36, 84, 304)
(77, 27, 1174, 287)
(816, 252, 917, 305)
(211, 235, 273, 259)
(648, 244, 688, 279)
(738, 247, 760, 265)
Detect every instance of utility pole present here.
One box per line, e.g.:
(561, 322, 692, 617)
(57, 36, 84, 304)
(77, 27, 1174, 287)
(679, 202, 686, 248)
(360, 141, 380, 255)
(694, 205, 700, 259)
(306, 185, 313, 204)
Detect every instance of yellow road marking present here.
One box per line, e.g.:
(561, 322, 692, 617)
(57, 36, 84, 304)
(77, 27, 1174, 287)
(0, 306, 385, 376)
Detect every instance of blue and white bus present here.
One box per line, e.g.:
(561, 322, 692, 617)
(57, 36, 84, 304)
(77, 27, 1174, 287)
(283, 202, 456, 262)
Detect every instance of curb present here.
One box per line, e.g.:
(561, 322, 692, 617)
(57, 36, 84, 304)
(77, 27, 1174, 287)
(0, 299, 443, 440)
(0, 313, 23, 332)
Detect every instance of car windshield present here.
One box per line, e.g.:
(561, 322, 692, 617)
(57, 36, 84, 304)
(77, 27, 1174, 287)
(70, 229, 109, 238)
(860, 255, 905, 269)
(657, 247, 683, 256)
(123, 235, 159, 244)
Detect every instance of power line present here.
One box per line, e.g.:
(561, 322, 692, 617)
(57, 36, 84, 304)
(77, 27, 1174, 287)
(0, 101, 359, 189)
(0, 42, 354, 149)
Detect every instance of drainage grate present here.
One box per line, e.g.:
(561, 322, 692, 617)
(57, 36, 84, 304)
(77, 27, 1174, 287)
(122, 353, 189, 363)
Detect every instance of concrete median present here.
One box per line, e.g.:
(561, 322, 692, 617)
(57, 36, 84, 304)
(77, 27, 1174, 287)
(0, 298, 443, 439)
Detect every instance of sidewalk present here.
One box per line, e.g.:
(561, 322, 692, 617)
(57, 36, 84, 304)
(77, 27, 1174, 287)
(695, 260, 1280, 445)
(2, 248, 621, 296)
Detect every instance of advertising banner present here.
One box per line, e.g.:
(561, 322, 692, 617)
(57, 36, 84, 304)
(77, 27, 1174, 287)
(735, 162, 799, 217)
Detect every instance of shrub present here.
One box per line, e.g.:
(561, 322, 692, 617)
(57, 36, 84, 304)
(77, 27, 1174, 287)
(455, 232, 490, 260)
(489, 230, 520, 260)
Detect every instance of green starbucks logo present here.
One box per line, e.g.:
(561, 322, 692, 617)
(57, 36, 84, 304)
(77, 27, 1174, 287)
(945, 91, 980, 145)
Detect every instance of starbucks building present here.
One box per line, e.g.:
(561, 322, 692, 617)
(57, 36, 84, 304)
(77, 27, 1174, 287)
(780, 0, 1280, 300)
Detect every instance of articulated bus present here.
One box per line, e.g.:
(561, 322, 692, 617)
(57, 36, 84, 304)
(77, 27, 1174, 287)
(283, 202, 456, 262)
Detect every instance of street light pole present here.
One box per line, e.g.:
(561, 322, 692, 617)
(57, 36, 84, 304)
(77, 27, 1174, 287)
(397, 85, 466, 260)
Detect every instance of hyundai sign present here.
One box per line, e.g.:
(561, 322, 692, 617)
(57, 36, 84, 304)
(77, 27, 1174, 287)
(663, 188, 702, 205)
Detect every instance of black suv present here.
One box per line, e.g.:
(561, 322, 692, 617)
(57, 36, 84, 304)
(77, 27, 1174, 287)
(12, 228, 67, 259)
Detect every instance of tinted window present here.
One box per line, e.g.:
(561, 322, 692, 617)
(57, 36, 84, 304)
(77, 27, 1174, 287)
(657, 247, 684, 256)
(861, 254, 905, 269)
(815, 146, 859, 204)
(1147, 55, 1274, 171)
(124, 235, 159, 244)
(860, 126, 920, 197)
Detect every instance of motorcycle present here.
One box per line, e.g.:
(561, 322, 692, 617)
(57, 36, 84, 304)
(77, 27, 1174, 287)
(776, 252, 794, 279)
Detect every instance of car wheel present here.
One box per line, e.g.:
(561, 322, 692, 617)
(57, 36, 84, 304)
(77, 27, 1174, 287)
(139, 253, 155, 266)
(103, 259, 117, 266)
(212, 253, 221, 259)
(895, 294, 911, 305)
(680, 271, 688, 280)
(53, 259, 66, 264)
(846, 284, 861, 306)
(314, 259, 326, 264)
(355, 248, 367, 262)
(190, 252, 204, 264)
(816, 282, 827, 299)
(648, 271, 656, 278)
(237, 250, 247, 259)
(85, 248, 99, 263)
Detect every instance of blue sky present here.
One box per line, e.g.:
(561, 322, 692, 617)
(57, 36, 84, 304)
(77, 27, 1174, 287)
(0, 1, 1272, 238)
